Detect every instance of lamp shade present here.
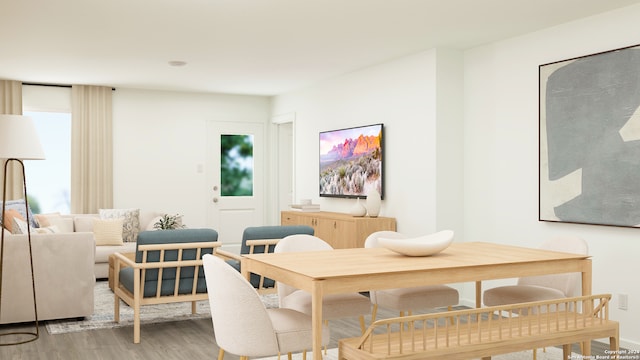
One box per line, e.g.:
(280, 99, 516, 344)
(0, 114, 45, 160)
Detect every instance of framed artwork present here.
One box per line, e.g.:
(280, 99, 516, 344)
(539, 44, 640, 228)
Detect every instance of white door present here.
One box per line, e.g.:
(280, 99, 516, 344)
(206, 121, 265, 246)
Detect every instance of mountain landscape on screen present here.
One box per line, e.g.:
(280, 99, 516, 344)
(319, 124, 383, 198)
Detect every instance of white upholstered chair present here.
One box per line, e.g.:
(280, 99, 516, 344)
(202, 254, 329, 360)
(482, 236, 588, 360)
(274, 234, 371, 334)
(365, 231, 460, 322)
(483, 236, 589, 308)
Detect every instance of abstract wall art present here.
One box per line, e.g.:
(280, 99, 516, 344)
(539, 44, 640, 228)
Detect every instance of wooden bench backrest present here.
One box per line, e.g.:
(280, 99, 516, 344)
(349, 294, 615, 357)
(137, 241, 221, 298)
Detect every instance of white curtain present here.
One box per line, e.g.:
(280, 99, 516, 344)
(0, 80, 24, 201)
(71, 85, 113, 213)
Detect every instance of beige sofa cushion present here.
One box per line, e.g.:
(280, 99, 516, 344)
(95, 241, 137, 263)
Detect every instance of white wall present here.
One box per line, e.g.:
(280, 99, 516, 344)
(465, 5, 640, 349)
(112, 88, 270, 228)
(272, 5, 640, 348)
(272, 49, 465, 237)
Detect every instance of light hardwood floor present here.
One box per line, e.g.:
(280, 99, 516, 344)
(0, 305, 614, 359)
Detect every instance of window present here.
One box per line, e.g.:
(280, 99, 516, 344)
(23, 111, 71, 214)
(220, 134, 254, 196)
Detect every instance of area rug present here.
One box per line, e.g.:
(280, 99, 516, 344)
(46, 281, 279, 335)
(255, 347, 575, 360)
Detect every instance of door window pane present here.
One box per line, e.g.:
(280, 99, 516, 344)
(220, 134, 254, 196)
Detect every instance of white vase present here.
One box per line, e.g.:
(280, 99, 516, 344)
(350, 198, 367, 217)
(366, 189, 381, 217)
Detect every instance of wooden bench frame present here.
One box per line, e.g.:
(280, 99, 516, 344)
(216, 238, 280, 294)
(113, 241, 222, 343)
(339, 294, 619, 360)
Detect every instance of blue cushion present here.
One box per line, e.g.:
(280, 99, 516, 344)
(240, 225, 314, 255)
(119, 268, 207, 297)
(235, 225, 314, 289)
(118, 228, 218, 297)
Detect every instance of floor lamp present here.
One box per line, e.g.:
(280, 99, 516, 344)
(0, 114, 45, 345)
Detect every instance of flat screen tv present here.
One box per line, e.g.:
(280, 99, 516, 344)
(319, 123, 384, 199)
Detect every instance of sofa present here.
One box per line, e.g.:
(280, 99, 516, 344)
(70, 211, 162, 279)
(0, 231, 95, 324)
(2, 206, 163, 279)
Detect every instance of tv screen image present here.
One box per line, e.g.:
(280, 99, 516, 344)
(319, 123, 383, 198)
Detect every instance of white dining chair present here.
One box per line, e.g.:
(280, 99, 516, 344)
(483, 236, 589, 308)
(203, 253, 329, 360)
(482, 236, 588, 360)
(365, 230, 460, 322)
(274, 234, 371, 335)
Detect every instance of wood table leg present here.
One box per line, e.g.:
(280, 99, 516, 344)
(476, 281, 482, 308)
(312, 280, 324, 360)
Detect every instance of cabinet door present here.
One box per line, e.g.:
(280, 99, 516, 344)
(331, 219, 357, 248)
(282, 212, 317, 231)
(281, 212, 300, 226)
(313, 217, 335, 245)
(315, 218, 356, 249)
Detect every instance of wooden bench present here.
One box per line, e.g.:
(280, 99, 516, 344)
(112, 229, 221, 343)
(339, 294, 619, 360)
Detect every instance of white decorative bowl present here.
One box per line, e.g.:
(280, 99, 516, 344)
(378, 230, 454, 256)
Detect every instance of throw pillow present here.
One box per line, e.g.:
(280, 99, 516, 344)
(34, 225, 60, 234)
(34, 212, 60, 227)
(93, 218, 124, 246)
(99, 208, 140, 242)
(13, 217, 30, 234)
(34, 213, 74, 232)
(0, 199, 38, 229)
(3, 208, 25, 233)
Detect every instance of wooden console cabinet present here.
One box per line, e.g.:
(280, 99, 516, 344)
(281, 211, 396, 248)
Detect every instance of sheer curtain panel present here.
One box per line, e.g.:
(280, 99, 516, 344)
(71, 85, 113, 213)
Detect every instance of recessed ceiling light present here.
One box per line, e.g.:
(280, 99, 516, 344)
(168, 60, 187, 67)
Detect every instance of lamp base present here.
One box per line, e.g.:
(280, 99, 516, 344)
(0, 331, 38, 346)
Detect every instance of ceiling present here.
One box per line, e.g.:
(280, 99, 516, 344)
(2, 0, 640, 96)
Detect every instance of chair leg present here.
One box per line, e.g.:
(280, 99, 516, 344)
(303, 350, 307, 360)
(192, 301, 197, 314)
(324, 320, 329, 355)
(217, 348, 225, 360)
(287, 352, 292, 360)
(533, 348, 537, 360)
(114, 294, 120, 323)
(371, 304, 378, 323)
(359, 315, 366, 334)
(133, 303, 141, 344)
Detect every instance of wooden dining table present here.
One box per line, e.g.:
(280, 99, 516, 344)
(241, 241, 592, 360)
